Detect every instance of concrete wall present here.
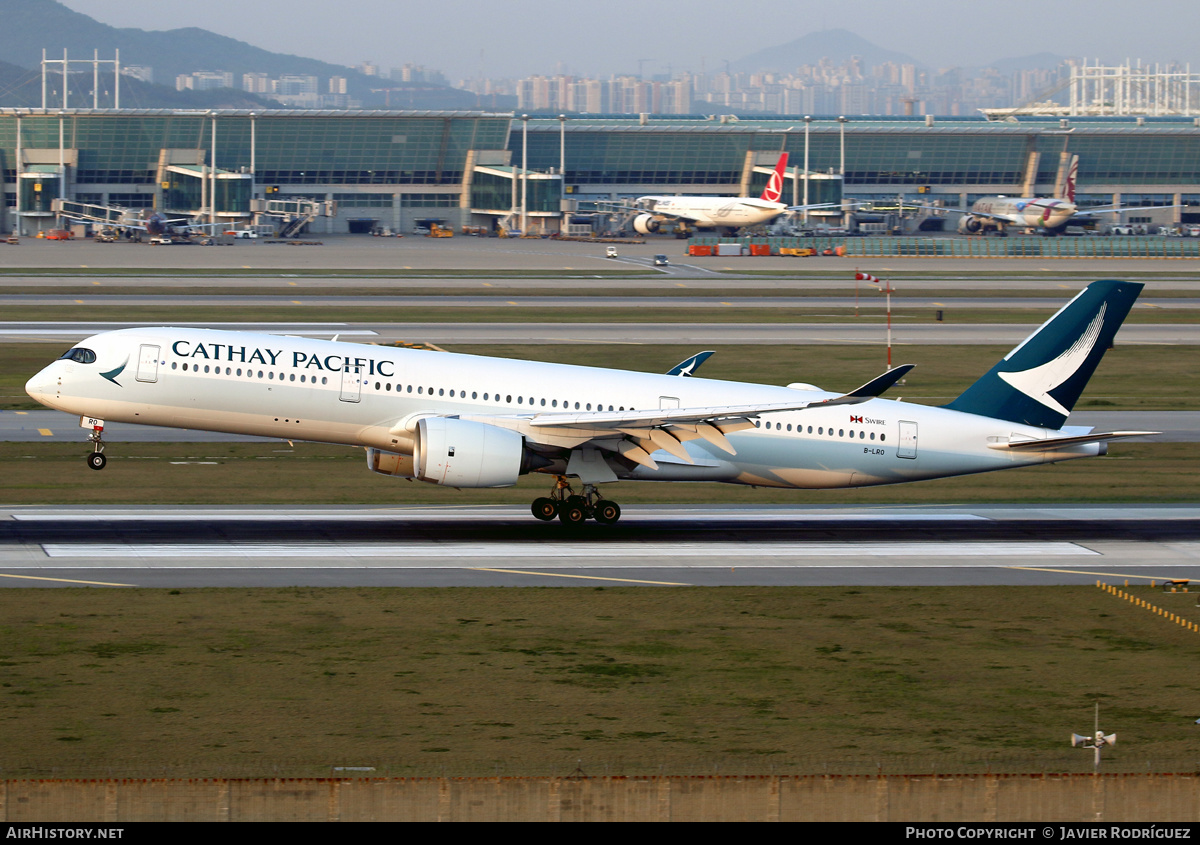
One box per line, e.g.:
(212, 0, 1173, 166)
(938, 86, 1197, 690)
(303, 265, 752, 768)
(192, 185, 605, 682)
(3, 774, 1200, 822)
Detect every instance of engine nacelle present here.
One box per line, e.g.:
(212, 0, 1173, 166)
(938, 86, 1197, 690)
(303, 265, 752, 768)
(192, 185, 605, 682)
(958, 215, 984, 234)
(415, 417, 524, 488)
(366, 448, 415, 478)
(632, 213, 661, 235)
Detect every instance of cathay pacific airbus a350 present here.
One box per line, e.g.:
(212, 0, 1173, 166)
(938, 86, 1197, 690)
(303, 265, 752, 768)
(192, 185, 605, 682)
(26, 281, 1154, 524)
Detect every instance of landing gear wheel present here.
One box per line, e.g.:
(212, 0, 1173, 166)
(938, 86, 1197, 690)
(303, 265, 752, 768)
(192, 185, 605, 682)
(87, 452, 107, 471)
(558, 504, 588, 525)
(531, 497, 558, 521)
(593, 500, 621, 525)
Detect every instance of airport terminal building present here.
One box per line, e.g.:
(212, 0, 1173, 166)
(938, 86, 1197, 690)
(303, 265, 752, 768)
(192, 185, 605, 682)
(3, 108, 1200, 236)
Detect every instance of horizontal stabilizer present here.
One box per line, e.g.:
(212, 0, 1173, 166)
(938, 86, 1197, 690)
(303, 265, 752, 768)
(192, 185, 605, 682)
(988, 430, 1159, 451)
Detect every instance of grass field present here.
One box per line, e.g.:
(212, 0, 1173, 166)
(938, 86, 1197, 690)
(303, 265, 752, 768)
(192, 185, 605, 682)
(0, 442, 1193, 505)
(1, 585, 1197, 778)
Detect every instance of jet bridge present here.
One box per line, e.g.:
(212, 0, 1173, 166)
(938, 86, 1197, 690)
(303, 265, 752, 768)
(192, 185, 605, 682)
(252, 198, 338, 237)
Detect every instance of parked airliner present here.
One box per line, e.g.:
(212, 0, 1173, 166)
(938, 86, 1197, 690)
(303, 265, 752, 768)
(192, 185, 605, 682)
(624, 153, 835, 235)
(25, 281, 1153, 524)
(930, 157, 1172, 236)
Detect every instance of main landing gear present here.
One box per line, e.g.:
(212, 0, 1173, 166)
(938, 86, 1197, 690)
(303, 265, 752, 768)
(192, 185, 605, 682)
(531, 477, 622, 525)
(86, 424, 107, 470)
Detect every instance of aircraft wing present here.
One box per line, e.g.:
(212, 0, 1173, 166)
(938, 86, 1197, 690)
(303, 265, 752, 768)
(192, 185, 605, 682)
(903, 203, 1001, 220)
(1072, 204, 1180, 217)
(783, 202, 846, 212)
(461, 365, 914, 468)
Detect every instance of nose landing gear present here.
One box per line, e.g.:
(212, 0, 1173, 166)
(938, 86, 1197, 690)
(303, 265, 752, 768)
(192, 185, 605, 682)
(86, 423, 107, 470)
(530, 477, 622, 525)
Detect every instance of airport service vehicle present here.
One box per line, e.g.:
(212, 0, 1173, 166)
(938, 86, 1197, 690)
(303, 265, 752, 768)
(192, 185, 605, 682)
(26, 281, 1154, 525)
(605, 246, 618, 258)
(654, 254, 670, 266)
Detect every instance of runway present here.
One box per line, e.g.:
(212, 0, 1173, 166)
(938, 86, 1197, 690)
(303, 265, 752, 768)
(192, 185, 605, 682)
(5, 294, 1199, 309)
(3, 320, 1197, 344)
(1, 504, 1197, 589)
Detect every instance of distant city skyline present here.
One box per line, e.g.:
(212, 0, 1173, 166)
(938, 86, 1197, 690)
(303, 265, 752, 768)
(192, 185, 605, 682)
(56, 0, 1200, 83)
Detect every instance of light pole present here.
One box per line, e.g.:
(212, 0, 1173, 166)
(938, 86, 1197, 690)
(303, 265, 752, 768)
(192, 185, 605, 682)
(838, 116, 848, 224)
(803, 116, 811, 225)
(558, 114, 566, 176)
(520, 114, 529, 235)
(210, 111, 218, 226)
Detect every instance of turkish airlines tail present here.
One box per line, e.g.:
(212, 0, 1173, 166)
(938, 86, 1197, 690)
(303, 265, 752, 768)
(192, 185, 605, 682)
(759, 153, 789, 202)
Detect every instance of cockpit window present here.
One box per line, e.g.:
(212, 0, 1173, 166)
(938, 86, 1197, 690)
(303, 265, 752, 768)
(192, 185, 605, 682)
(58, 348, 97, 364)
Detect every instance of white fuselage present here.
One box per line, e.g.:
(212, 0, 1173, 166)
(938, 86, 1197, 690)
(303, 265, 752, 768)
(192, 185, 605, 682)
(26, 327, 1103, 491)
(962, 197, 1077, 232)
(637, 196, 787, 229)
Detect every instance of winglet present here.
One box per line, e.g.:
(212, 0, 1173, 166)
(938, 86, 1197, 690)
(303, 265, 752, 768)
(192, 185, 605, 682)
(666, 351, 715, 377)
(815, 364, 915, 407)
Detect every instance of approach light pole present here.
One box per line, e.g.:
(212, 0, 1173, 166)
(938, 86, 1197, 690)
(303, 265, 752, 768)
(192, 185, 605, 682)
(855, 272, 893, 369)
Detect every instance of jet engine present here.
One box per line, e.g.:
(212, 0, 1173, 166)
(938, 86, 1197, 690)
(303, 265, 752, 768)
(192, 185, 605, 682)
(958, 216, 984, 234)
(632, 213, 661, 234)
(414, 417, 525, 487)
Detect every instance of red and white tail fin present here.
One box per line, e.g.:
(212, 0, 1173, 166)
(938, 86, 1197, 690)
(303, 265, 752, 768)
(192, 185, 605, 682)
(760, 152, 788, 202)
(1061, 155, 1078, 203)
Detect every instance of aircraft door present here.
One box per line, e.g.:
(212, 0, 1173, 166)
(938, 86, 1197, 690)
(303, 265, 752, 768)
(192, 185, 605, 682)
(659, 396, 680, 409)
(135, 344, 160, 383)
(897, 420, 918, 459)
(339, 366, 362, 403)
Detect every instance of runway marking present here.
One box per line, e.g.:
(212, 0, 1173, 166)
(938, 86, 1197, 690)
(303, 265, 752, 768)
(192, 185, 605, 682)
(13, 511, 991, 523)
(544, 337, 644, 345)
(472, 567, 689, 585)
(37, 428, 51, 436)
(1007, 565, 1180, 581)
(38, 541, 1096, 561)
(0, 573, 135, 587)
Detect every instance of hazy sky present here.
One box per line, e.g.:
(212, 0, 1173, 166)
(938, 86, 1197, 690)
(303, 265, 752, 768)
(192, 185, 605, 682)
(57, 0, 1200, 81)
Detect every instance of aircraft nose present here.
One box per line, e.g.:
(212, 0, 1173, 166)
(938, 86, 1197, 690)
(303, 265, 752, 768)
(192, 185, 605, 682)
(25, 365, 58, 406)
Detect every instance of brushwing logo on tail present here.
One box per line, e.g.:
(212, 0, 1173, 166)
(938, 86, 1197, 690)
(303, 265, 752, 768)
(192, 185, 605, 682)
(998, 303, 1106, 417)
